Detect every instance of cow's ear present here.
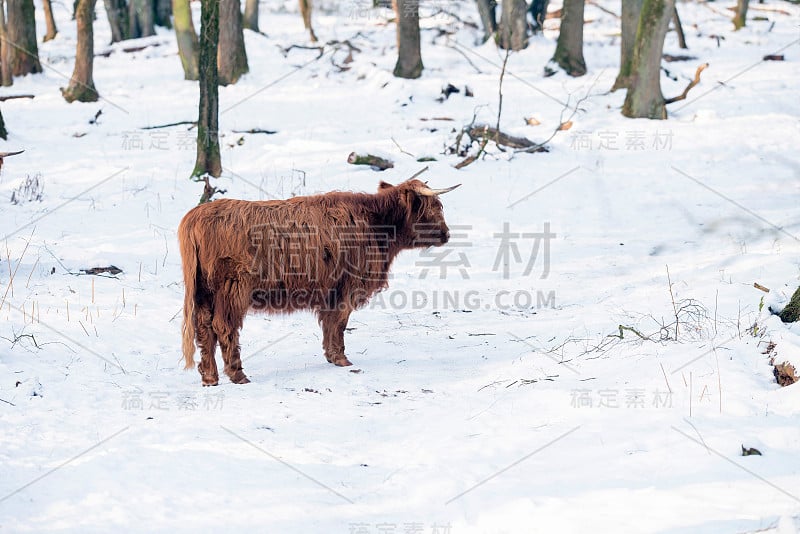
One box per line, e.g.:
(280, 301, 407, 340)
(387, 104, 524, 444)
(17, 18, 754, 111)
(378, 181, 394, 191)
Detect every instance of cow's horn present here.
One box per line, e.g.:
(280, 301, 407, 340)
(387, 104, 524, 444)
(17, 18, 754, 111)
(418, 183, 461, 196)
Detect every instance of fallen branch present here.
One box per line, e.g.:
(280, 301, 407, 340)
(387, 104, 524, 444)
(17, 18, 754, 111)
(122, 42, 164, 53)
(347, 152, 394, 171)
(141, 120, 197, 130)
(469, 125, 546, 151)
(80, 266, 123, 276)
(586, 0, 619, 18)
(0, 94, 34, 102)
(665, 63, 708, 104)
(232, 128, 277, 135)
(0, 149, 24, 172)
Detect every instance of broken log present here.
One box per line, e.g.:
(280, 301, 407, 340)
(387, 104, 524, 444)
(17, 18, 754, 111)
(347, 152, 394, 171)
(468, 125, 547, 151)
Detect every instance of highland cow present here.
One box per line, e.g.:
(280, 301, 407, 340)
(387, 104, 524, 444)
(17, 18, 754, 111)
(178, 178, 459, 385)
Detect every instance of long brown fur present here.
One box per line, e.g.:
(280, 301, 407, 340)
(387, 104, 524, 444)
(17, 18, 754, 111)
(178, 179, 455, 385)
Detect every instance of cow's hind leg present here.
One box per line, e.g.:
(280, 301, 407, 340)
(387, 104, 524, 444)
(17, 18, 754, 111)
(213, 282, 250, 384)
(195, 297, 220, 386)
(318, 308, 353, 367)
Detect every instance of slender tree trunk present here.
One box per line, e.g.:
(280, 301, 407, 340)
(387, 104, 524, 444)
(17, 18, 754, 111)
(0, 105, 7, 139)
(154, 0, 171, 27)
(550, 0, 586, 76)
(104, 0, 129, 42)
(42, 0, 58, 41)
(218, 0, 248, 85)
(529, 0, 549, 33)
(622, 0, 675, 119)
(7, 0, 42, 76)
(129, 0, 155, 38)
(173, 0, 199, 80)
(392, 0, 422, 79)
(298, 0, 316, 42)
(243, 0, 258, 32)
(498, 0, 528, 50)
(672, 5, 686, 48)
(732, 0, 748, 29)
(193, 0, 221, 178)
(611, 0, 643, 91)
(475, 0, 496, 43)
(0, 0, 13, 86)
(62, 0, 98, 102)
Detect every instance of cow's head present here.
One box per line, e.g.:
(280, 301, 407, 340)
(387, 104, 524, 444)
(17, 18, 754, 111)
(378, 179, 460, 247)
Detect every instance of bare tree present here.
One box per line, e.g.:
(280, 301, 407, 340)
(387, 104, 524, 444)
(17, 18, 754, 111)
(42, 0, 58, 41)
(173, 0, 199, 80)
(193, 0, 221, 179)
(129, 0, 155, 37)
(298, 0, 316, 42)
(475, 0, 496, 43)
(622, 0, 675, 119)
(549, 0, 586, 76)
(611, 0, 643, 91)
(243, 0, 259, 32)
(154, 0, 171, 27)
(529, 0, 549, 33)
(7, 0, 42, 76)
(218, 0, 248, 85)
(0, 0, 13, 86)
(498, 0, 527, 50)
(732, 0, 748, 29)
(62, 0, 98, 102)
(104, 0, 130, 42)
(393, 0, 422, 79)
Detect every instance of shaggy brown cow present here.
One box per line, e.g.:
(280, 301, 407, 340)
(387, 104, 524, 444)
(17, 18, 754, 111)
(179, 178, 459, 385)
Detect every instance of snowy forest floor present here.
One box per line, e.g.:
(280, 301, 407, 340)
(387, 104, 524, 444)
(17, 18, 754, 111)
(1, 0, 800, 532)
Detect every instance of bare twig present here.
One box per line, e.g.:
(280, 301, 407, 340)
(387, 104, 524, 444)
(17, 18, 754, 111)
(665, 63, 708, 105)
(667, 265, 679, 340)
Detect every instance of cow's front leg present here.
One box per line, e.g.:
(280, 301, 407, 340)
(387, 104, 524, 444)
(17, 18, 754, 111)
(319, 309, 353, 366)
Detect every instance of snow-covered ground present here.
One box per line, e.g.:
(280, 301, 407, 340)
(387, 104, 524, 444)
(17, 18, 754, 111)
(1, 0, 799, 531)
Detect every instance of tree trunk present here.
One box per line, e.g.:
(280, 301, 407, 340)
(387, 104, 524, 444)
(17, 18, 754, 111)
(154, 0, 171, 27)
(611, 0, 643, 91)
(622, 0, 675, 119)
(0, 0, 13, 86)
(193, 0, 221, 178)
(218, 0, 248, 85)
(104, 0, 130, 42)
(129, 0, 155, 38)
(732, 0, 748, 29)
(475, 0, 496, 43)
(0, 105, 6, 139)
(42, 0, 58, 41)
(550, 0, 586, 76)
(243, 0, 258, 32)
(393, 0, 422, 79)
(529, 0, 549, 33)
(298, 0, 316, 42)
(62, 0, 98, 102)
(7, 0, 42, 76)
(173, 0, 199, 80)
(672, 5, 686, 48)
(498, 0, 528, 50)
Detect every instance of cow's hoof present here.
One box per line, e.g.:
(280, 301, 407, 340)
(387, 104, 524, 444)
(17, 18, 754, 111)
(229, 371, 250, 384)
(334, 357, 353, 367)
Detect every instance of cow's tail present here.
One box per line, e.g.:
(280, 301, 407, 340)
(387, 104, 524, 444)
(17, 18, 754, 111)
(178, 216, 198, 370)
